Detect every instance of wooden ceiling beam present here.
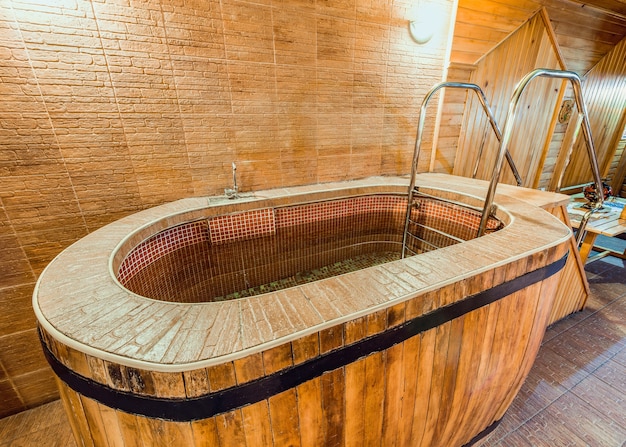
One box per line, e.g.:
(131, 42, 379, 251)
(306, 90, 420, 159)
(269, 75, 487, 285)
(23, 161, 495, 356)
(564, 0, 626, 19)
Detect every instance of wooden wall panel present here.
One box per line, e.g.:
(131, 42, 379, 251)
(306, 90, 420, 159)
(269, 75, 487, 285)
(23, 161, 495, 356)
(451, 1, 534, 65)
(431, 63, 475, 174)
(451, 0, 626, 76)
(450, 11, 565, 187)
(613, 139, 626, 197)
(607, 137, 625, 189)
(539, 85, 575, 191)
(561, 37, 626, 189)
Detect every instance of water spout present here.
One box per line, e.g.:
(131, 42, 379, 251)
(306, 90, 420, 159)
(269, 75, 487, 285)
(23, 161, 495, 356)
(225, 162, 239, 199)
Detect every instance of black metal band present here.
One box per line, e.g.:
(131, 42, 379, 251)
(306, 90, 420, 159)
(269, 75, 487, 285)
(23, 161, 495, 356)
(41, 253, 567, 422)
(463, 418, 502, 446)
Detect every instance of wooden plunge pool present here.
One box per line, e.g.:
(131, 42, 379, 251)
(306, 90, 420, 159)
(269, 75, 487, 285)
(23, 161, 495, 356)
(33, 173, 572, 446)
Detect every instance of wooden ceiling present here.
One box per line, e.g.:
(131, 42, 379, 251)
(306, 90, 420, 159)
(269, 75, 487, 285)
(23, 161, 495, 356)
(451, 0, 626, 75)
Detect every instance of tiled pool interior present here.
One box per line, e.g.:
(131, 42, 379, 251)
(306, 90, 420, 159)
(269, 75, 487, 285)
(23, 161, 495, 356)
(118, 194, 500, 303)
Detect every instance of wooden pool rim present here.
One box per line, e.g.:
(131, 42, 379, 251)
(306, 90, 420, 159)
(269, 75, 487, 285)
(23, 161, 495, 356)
(33, 173, 573, 446)
(41, 254, 566, 422)
(33, 173, 571, 372)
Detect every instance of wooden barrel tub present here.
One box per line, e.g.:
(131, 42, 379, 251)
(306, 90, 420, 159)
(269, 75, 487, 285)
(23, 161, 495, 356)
(34, 173, 572, 447)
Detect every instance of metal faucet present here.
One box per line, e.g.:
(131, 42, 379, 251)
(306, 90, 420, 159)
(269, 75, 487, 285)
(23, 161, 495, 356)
(224, 162, 239, 199)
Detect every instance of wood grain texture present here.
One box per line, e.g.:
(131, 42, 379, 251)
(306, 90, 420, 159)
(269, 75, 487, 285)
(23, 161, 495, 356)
(50, 265, 565, 446)
(561, 38, 626, 188)
(452, 11, 564, 188)
(451, 0, 626, 75)
(6, 270, 626, 447)
(547, 204, 589, 324)
(609, 136, 626, 194)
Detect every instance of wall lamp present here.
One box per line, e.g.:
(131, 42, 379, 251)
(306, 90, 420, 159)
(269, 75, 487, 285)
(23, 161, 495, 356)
(409, 3, 444, 45)
(409, 20, 434, 44)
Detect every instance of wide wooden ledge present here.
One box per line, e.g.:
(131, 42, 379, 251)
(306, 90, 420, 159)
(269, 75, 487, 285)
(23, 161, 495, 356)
(33, 174, 572, 372)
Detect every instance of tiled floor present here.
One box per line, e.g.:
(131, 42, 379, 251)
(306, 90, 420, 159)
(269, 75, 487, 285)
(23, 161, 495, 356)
(0, 258, 624, 446)
(0, 398, 75, 447)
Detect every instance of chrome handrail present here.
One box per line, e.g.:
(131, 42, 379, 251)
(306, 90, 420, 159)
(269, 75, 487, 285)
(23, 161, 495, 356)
(476, 68, 604, 238)
(401, 82, 521, 258)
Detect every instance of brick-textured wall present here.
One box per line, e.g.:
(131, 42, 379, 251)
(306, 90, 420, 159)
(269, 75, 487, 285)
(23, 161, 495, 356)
(0, 0, 454, 416)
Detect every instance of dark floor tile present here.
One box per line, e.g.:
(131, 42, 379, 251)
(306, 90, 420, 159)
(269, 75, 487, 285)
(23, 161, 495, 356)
(588, 256, 626, 270)
(507, 377, 560, 419)
(596, 294, 626, 325)
(587, 263, 626, 295)
(482, 431, 534, 447)
(541, 324, 618, 375)
(496, 392, 626, 447)
(592, 357, 626, 395)
(571, 373, 626, 427)
(497, 409, 590, 447)
(584, 257, 618, 276)
(481, 347, 588, 445)
(598, 263, 626, 282)
(585, 280, 626, 307)
(489, 378, 563, 442)
(573, 316, 625, 351)
(611, 346, 626, 367)
(523, 346, 585, 392)
(540, 393, 626, 447)
(543, 308, 595, 342)
(478, 420, 517, 446)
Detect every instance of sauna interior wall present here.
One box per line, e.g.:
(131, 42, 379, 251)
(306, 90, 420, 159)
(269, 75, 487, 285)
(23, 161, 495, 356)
(430, 62, 474, 174)
(561, 37, 626, 190)
(451, 0, 626, 76)
(437, 7, 626, 194)
(0, 0, 456, 416)
(609, 137, 626, 196)
(450, 11, 564, 187)
(615, 139, 626, 197)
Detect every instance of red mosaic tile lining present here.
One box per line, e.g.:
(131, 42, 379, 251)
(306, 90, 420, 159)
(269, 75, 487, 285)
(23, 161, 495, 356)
(209, 208, 276, 245)
(117, 195, 502, 291)
(117, 221, 209, 285)
(275, 196, 407, 228)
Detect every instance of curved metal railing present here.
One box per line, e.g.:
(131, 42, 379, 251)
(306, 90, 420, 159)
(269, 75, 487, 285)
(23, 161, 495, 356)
(401, 82, 522, 258)
(402, 69, 605, 258)
(475, 68, 604, 240)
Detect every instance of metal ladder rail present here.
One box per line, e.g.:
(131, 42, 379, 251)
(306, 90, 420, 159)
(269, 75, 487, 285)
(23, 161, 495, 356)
(476, 68, 605, 240)
(401, 82, 522, 258)
(403, 190, 481, 257)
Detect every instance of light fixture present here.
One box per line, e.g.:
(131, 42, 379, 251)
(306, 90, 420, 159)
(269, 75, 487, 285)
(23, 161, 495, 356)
(409, 20, 434, 45)
(408, 3, 444, 45)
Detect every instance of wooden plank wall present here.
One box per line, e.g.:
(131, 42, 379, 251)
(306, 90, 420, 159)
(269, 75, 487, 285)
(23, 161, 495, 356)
(449, 10, 565, 187)
(430, 63, 475, 174)
(561, 37, 626, 189)
(614, 139, 626, 197)
(538, 85, 576, 191)
(450, 0, 626, 77)
(608, 137, 625, 192)
(438, 7, 626, 194)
